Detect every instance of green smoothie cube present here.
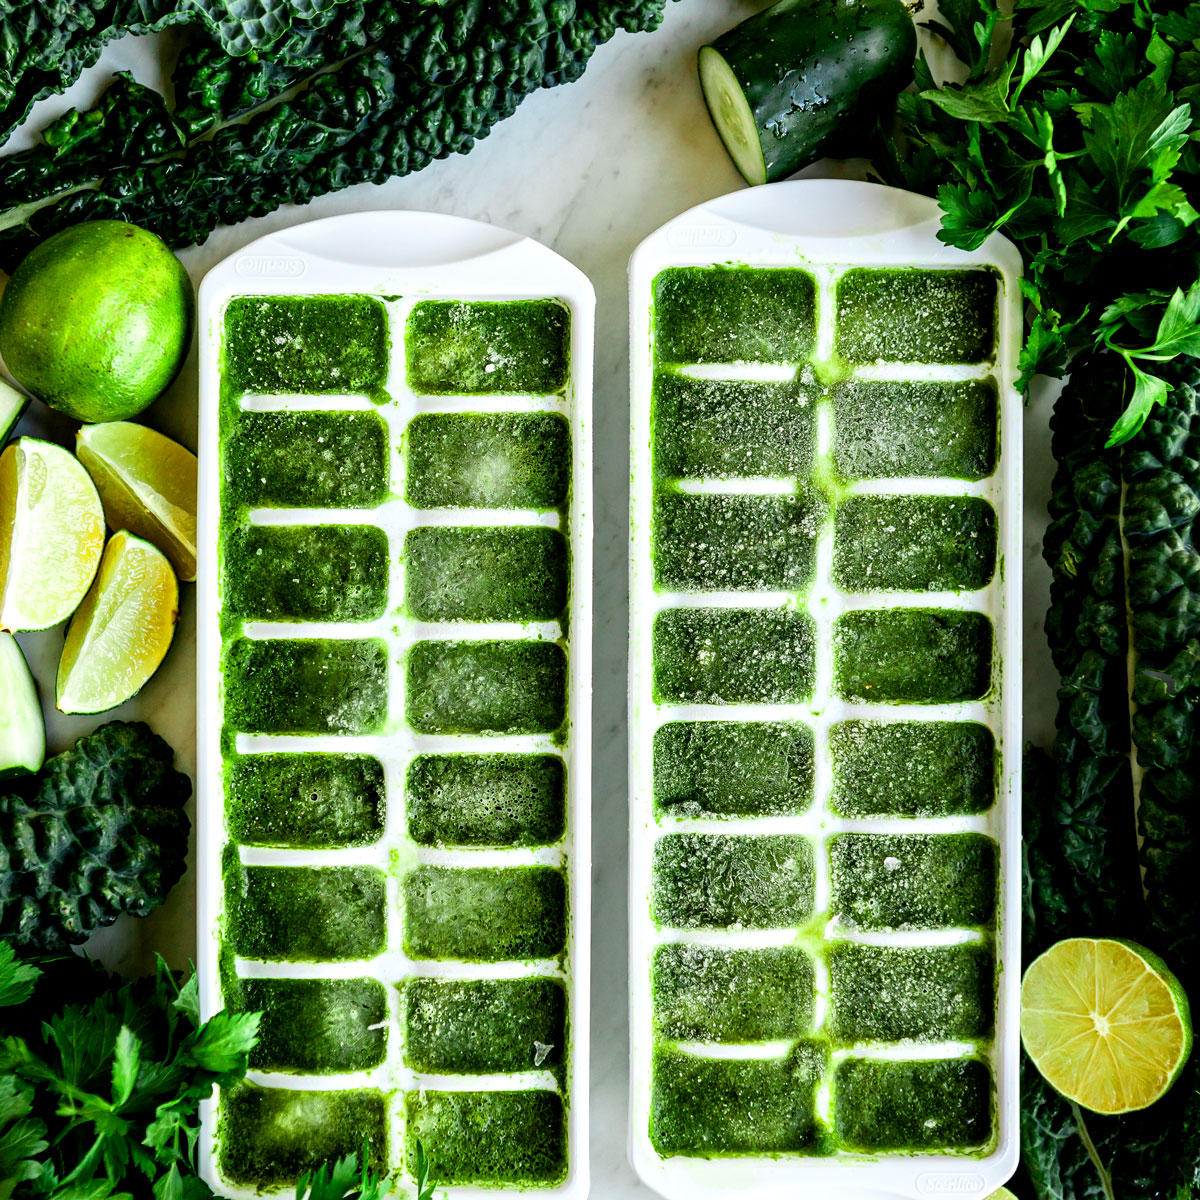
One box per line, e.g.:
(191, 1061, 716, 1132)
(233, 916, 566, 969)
(403, 866, 567, 960)
(225, 411, 389, 508)
(834, 1057, 993, 1151)
(401, 977, 567, 1073)
(829, 378, 998, 482)
(225, 863, 386, 960)
(223, 637, 388, 735)
(405, 412, 569, 509)
(653, 720, 813, 818)
(653, 266, 816, 364)
(407, 753, 565, 846)
(835, 268, 998, 364)
(830, 833, 998, 930)
(651, 373, 817, 479)
(406, 640, 566, 735)
(830, 720, 994, 817)
(406, 299, 569, 395)
(828, 942, 995, 1042)
(219, 1086, 387, 1187)
(651, 833, 814, 928)
(225, 752, 385, 847)
(652, 943, 814, 1041)
(405, 526, 567, 621)
(653, 491, 820, 592)
(833, 609, 993, 703)
(405, 1090, 566, 1185)
(833, 496, 997, 592)
(653, 608, 815, 704)
(223, 524, 389, 621)
(227, 977, 388, 1073)
(223, 295, 389, 396)
(650, 1043, 826, 1155)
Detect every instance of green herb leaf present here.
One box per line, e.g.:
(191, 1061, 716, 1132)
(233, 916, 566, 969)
(0, 943, 40, 1008)
(1106, 358, 1171, 445)
(110, 1028, 140, 1108)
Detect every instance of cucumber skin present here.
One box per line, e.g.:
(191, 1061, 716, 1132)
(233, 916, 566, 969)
(705, 0, 916, 183)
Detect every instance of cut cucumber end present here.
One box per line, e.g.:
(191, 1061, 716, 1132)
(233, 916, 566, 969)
(0, 632, 45, 778)
(699, 47, 768, 187)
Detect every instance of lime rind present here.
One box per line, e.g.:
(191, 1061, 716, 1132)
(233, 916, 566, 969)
(1021, 936, 1194, 1116)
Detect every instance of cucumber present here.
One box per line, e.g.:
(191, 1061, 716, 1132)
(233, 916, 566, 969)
(699, 0, 917, 186)
(0, 377, 27, 444)
(0, 632, 44, 779)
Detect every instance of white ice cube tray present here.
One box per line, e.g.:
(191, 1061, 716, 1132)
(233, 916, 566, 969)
(195, 211, 593, 1199)
(627, 180, 1023, 1200)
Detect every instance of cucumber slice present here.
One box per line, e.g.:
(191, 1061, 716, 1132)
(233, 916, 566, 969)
(0, 378, 27, 445)
(699, 0, 916, 185)
(0, 632, 45, 779)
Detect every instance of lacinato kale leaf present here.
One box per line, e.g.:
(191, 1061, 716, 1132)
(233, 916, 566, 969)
(0, 0, 671, 268)
(880, 0, 1200, 442)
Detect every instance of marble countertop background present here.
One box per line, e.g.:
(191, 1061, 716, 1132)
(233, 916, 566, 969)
(6, 2, 1059, 1193)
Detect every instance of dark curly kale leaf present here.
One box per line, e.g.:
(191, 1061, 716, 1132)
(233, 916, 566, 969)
(0, 721, 191, 951)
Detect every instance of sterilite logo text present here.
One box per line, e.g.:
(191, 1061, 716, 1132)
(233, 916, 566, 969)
(666, 225, 737, 248)
(916, 1174, 987, 1195)
(234, 255, 306, 278)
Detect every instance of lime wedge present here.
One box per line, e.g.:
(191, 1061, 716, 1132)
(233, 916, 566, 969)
(76, 422, 197, 581)
(0, 437, 105, 632)
(57, 530, 179, 714)
(0, 632, 44, 778)
(1, 377, 27, 444)
(1022, 937, 1193, 1115)
(987, 1189, 1018, 1200)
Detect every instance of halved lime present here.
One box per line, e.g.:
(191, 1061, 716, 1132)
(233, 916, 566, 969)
(1022, 937, 1193, 1115)
(76, 422, 197, 581)
(57, 530, 179, 714)
(0, 632, 44, 778)
(0, 437, 105, 632)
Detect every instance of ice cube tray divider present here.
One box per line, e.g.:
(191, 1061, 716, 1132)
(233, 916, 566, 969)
(628, 181, 1022, 1200)
(196, 211, 593, 1199)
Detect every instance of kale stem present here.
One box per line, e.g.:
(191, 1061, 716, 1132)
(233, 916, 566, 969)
(1070, 1102, 1116, 1200)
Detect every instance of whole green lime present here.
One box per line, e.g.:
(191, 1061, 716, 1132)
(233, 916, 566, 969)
(0, 221, 193, 423)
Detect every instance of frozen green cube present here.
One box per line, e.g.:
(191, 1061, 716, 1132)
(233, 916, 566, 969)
(834, 1057, 993, 1150)
(219, 1086, 387, 1187)
(224, 863, 386, 961)
(653, 608, 815, 704)
(228, 977, 388, 1073)
(829, 379, 999, 482)
(407, 300, 569, 395)
(651, 373, 817, 479)
(653, 720, 813, 818)
(405, 412, 569, 509)
(653, 266, 816, 363)
(652, 944, 814, 1041)
(827, 942, 995, 1042)
(225, 753, 385, 847)
(653, 491, 820, 592)
(405, 1090, 566, 1185)
(830, 720, 994, 817)
(650, 1043, 826, 1155)
(406, 640, 566, 735)
(833, 496, 997, 592)
(223, 524, 389, 621)
(403, 866, 567, 961)
(224, 411, 389, 508)
(406, 299, 569, 395)
(833, 609, 993, 703)
(223, 637, 388, 735)
(406, 753, 565, 846)
(223, 294, 389, 396)
(651, 833, 814, 928)
(830, 833, 998, 930)
(405, 526, 567, 621)
(401, 977, 566, 1073)
(835, 268, 998, 364)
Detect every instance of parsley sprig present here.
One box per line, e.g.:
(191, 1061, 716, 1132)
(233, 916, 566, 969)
(878, 0, 1200, 443)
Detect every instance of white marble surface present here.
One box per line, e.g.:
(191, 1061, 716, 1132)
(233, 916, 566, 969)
(5, 3, 1060, 1193)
